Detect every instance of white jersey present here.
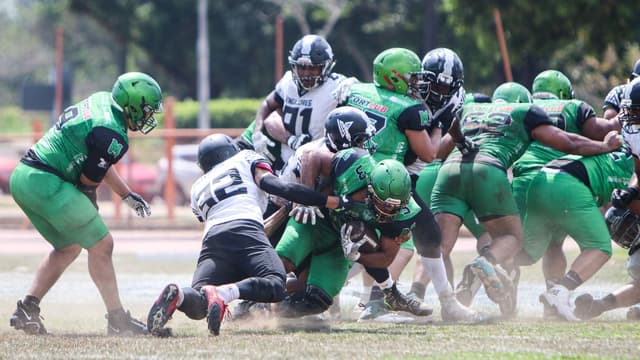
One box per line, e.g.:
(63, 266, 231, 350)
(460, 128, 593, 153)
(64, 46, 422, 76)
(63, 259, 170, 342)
(190, 150, 270, 234)
(405, 86, 466, 175)
(275, 71, 346, 161)
(280, 138, 328, 185)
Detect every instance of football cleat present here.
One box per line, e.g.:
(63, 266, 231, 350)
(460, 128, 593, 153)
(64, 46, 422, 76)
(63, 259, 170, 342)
(232, 300, 272, 320)
(440, 290, 481, 322)
(538, 284, 579, 322)
(469, 256, 506, 303)
(10, 300, 47, 335)
(107, 309, 148, 336)
(147, 283, 181, 336)
(495, 265, 519, 317)
(201, 285, 228, 336)
(357, 299, 388, 322)
(383, 283, 433, 316)
(455, 264, 482, 306)
(573, 293, 606, 320)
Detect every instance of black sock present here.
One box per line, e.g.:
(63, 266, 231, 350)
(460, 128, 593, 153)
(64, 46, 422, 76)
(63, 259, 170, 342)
(369, 286, 384, 301)
(558, 270, 583, 291)
(23, 295, 41, 307)
(410, 282, 426, 300)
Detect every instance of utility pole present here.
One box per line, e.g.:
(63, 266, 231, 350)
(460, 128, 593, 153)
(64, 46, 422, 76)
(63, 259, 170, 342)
(197, 0, 210, 129)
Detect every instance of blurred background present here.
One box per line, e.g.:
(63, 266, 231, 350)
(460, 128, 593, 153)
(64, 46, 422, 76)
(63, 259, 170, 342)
(1, 0, 639, 222)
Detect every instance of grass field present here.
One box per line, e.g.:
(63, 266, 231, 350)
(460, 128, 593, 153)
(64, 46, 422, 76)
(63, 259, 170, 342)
(1, 235, 639, 359)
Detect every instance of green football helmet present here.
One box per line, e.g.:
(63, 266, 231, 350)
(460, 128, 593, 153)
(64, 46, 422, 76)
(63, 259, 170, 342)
(373, 48, 422, 97)
(367, 159, 411, 223)
(112, 72, 163, 134)
(532, 70, 574, 100)
(492, 82, 532, 103)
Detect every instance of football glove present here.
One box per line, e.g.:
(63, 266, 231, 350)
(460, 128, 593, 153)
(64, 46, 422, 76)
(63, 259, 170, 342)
(611, 186, 640, 209)
(289, 205, 324, 225)
(331, 76, 358, 105)
(340, 223, 366, 261)
(122, 192, 151, 217)
(287, 134, 312, 151)
(456, 137, 478, 155)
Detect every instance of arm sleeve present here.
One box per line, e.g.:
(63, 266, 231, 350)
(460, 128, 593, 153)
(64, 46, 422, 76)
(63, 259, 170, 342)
(82, 127, 128, 183)
(397, 104, 431, 132)
(523, 104, 554, 139)
(259, 173, 328, 206)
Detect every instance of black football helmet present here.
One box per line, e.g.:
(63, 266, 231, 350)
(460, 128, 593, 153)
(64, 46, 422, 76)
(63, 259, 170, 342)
(197, 134, 240, 172)
(619, 77, 640, 134)
(324, 106, 376, 153)
(288, 35, 335, 91)
(418, 48, 464, 110)
(605, 207, 640, 254)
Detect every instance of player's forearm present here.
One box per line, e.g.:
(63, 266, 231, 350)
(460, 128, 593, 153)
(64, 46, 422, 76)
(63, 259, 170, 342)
(102, 167, 131, 198)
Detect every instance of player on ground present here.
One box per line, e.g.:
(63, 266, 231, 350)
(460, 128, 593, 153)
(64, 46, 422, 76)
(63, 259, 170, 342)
(147, 134, 352, 336)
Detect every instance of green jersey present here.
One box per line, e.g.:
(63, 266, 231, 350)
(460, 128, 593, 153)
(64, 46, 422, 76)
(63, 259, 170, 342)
(26, 92, 129, 184)
(512, 97, 596, 177)
(546, 147, 634, 207)
(329, 147, 418, 237)
(454, 102, 552, 169)
(346, 83, 432, 165)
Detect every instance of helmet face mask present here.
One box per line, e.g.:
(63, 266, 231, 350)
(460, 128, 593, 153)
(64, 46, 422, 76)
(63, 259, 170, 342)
(325, 107, 377, 153)
(367, 159, 411, 223)
(373, 48, 422, 97)
(288, 35, 335, 92)
(620, 77, 640, 134)
(418, 48, 464, 109)
(532, 70, 574, 100)
(111, 72, 163, 134)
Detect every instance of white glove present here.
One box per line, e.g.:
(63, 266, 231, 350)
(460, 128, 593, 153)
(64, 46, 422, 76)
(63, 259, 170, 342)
(122, 192, 151, 217)
(332, 77, 359, 104)
(289, 205, 324, 225)
(340, 223, 366, 261)
(252, 131, 276, 161)
(287, 134, 312, 151)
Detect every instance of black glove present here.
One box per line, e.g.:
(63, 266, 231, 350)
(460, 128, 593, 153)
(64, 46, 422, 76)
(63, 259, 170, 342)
(77, 183, 98, 210)
(287, 134, 312, 150)
(336, 195, 354, 212)
(435, 102, 459, 132)
(611, 186, 640, 209)
(456, 137, 478, 155)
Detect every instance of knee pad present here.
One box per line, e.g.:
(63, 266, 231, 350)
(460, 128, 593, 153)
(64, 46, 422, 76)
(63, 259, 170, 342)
(412, 209, 442, 256)
(179, 287, 208, 320)
(240, 275, 286, 303)
(627, 252, 640, 281)
(276, 285, 332, 318)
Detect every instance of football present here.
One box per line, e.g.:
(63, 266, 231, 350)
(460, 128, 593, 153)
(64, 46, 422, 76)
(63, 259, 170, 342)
(346, 220, 380, 253)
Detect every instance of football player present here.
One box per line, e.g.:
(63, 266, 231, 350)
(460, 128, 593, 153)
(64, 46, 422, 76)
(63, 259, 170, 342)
(146, 134, 352, 336)
(574, 77, 640, 320)
(10, 72, 162, 335)
(510, 69, 619, 318)
(238, 34, 355, 171)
